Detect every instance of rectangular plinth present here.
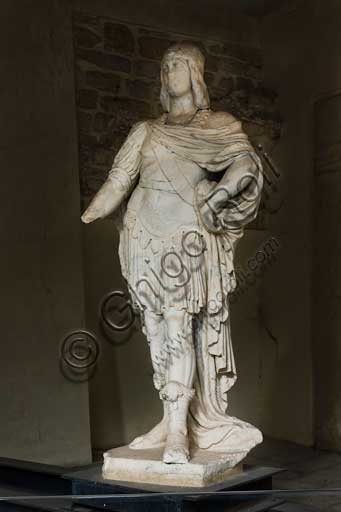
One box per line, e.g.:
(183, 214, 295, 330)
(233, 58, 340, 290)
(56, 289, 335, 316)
(103, 446, 244, 487)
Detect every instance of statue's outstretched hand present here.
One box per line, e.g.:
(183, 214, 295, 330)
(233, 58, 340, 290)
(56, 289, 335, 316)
(81, 179, 124, 224)
(81, 205, 103, 224)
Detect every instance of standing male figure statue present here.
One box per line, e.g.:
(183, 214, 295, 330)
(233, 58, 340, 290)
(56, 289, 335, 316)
(82, 43, 263, 466)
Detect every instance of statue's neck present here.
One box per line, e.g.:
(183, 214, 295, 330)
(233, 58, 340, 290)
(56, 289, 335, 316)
(167, 93, 197, 125)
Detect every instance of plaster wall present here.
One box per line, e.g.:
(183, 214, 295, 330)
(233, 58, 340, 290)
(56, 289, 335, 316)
(262, 0, 341, 449)
(0, 0, 92, 465)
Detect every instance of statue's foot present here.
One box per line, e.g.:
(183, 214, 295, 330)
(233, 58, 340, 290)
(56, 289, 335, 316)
(129, 418, 168, 450)
(163, 432, 189, 464)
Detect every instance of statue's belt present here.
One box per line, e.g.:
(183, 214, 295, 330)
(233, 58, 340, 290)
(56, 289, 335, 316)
(138, 178, 177, 193)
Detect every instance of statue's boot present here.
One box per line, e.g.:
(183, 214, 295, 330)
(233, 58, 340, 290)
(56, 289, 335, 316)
(129, 404, 168, 449)
(161, 381, 195, 464)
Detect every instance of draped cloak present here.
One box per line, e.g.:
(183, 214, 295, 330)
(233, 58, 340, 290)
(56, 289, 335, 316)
(108, 111, 263, 453)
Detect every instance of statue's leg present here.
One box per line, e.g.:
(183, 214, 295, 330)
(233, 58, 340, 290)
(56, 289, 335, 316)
(129, 310, 168, 450)
(161, 309, 196, 464)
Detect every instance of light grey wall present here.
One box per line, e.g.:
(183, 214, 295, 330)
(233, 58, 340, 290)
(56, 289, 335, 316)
(0, 0, 91, 465)
(262, 0, 341, 449)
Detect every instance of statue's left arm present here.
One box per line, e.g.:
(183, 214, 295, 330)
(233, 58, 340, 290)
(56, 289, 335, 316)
(198, 113, 263, 233)
(207, 153, 258, 208)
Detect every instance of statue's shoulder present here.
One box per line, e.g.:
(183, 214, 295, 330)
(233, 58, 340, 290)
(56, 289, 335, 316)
(128, 119, 152, 140)
(203, 110, 238, 129)
(131, 119, 151, 131)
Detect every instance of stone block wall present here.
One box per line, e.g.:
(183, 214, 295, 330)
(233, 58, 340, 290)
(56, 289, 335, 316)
(73, 11, 281, 228)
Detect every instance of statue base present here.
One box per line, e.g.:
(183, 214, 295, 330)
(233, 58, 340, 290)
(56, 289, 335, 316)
(64, 459, 283, 511)
(102, 445, 246, 487)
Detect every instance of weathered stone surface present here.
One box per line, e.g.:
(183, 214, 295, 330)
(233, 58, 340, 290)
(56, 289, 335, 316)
(73, 11, 102, 33)
(126, 79, 153, 100)
(234, 77, 277, 104)
(218, 76, 235, 94)
(138, 27, 168, 38)
(93, 112, 108, 133)
(134, 59, 160, 79)
(77, 89, 98, 109)
(74, 26, 101, 49)
(254, 109, 281, 123)
(211, 88, 280, 128)
(242, 120, 266, 137)
(92, 147, 114, 166)
(209, 42, 262, 68)
(210, 94, 235, 112)
(253, 86, 278, 105)
(234, 76, 259, 92)
(205, 55, 219, 73)
(104, 22, 135, 55)
(138, 36, 174, 60)
(77, 49, 131, 74)
(77, 111, 92, 133)
(86, 70, 121, 93)
(103, 446, 243, 487)
(217, 56, 262, 79)
(204, 72, 216, 87)
(78, 132, 99, 147)
(80, 143, 114, 169)
(100, 96, 151, 116)
(75, 64, 87, 88)
(79, 145, 91, 166)
(80, 170, 105, 198)
(98, 130, 127, 153)
(83, 165, 105, 179)
(99, 97, 152, 132)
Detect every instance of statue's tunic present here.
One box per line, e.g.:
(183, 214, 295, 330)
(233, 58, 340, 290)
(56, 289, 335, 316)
(108, 110, 263, 452)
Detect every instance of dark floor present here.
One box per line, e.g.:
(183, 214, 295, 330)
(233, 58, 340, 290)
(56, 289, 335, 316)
(1, 438, 340, 512)
(244, 437, 341, 511)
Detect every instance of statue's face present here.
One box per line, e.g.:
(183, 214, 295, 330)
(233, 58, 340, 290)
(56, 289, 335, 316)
(162, 56, 191, 98)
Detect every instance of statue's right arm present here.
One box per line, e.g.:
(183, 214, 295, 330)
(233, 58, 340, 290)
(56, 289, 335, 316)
(81, 121, 148, 224)
(81, 179, 123, 224)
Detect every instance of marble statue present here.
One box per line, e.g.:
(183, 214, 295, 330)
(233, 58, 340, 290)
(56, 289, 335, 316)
(82, 43, 263, 474)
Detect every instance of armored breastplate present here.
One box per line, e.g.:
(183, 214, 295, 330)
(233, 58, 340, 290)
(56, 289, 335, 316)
(126, 140, 205, 237)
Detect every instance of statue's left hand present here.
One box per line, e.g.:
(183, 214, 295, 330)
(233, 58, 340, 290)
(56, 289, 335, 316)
(199, 201, 224, 233)
(196, 179, 224, 234)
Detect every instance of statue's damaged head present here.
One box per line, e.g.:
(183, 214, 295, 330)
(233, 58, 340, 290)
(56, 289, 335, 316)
(160, 43, 210, 112)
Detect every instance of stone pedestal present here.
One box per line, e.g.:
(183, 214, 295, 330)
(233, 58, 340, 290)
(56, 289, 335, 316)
(102, 445, 247, 487)
(63, 461, 283, 512)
